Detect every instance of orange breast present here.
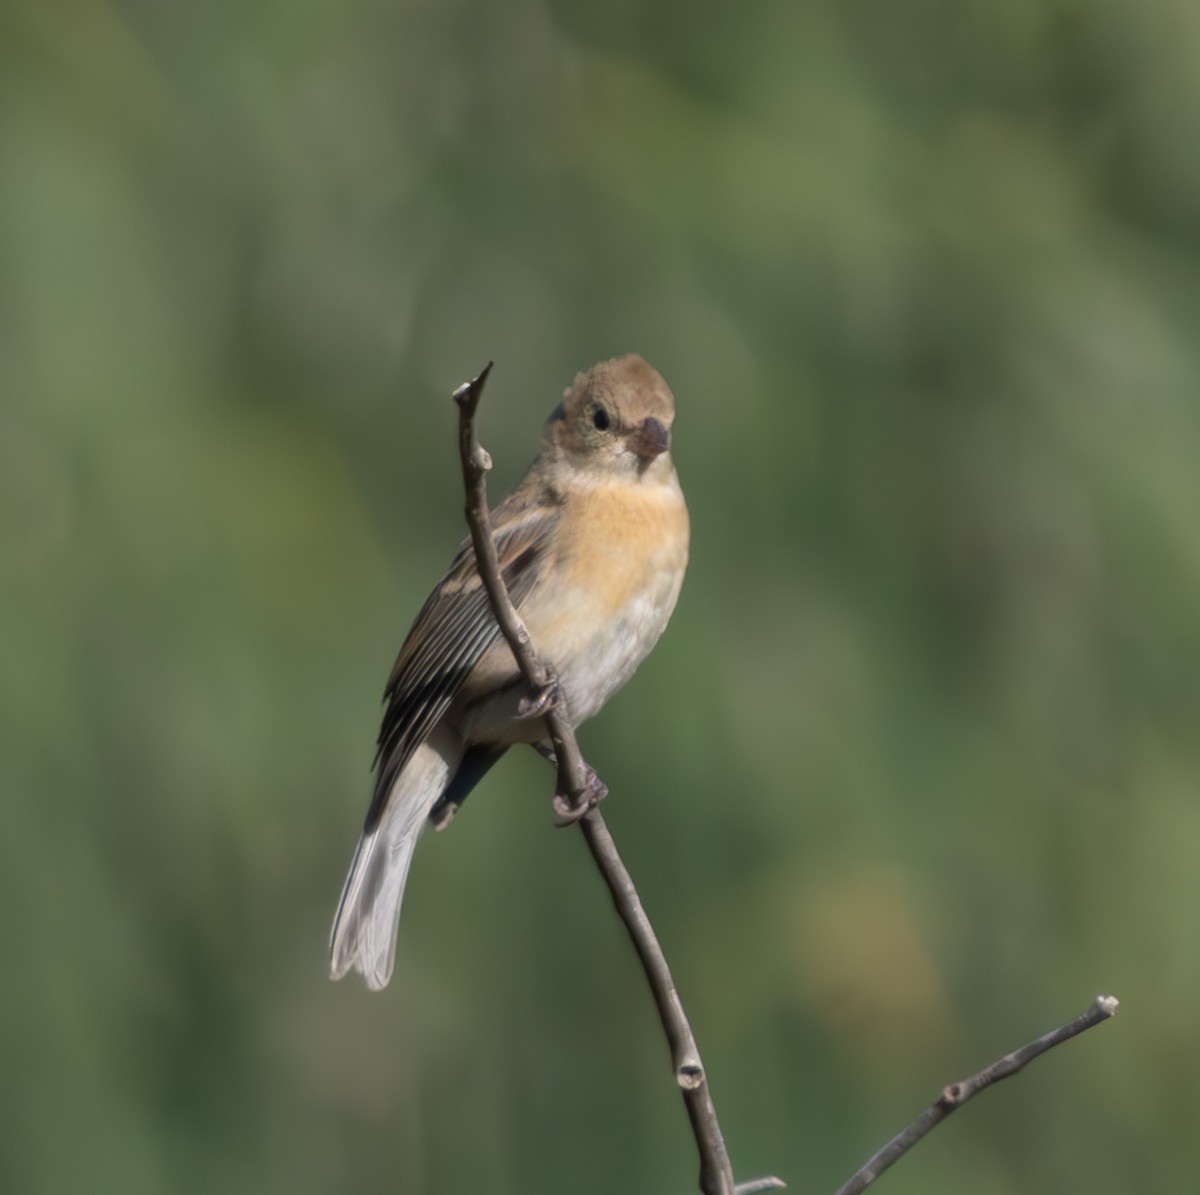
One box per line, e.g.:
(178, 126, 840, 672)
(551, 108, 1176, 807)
(557, 475, 689, 603)
(517, 473, 689, 694)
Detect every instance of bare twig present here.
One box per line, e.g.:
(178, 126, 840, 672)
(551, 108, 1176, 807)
(452, 364, 783, 1195)
(453, 364, 586, 807)
(832, 994, 1120, 1195)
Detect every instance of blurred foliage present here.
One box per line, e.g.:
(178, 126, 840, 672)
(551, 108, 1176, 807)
(3, 0, 1200, 1191)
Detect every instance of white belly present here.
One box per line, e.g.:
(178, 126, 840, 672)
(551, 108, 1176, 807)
(553, 558, 684, 725)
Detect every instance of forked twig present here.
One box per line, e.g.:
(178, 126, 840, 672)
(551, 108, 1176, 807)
(452, 364, 782, 1195)
(449, 361, 1116, 1195)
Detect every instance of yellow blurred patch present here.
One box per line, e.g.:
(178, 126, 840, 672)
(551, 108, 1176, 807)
(777, 860, 959, 1069)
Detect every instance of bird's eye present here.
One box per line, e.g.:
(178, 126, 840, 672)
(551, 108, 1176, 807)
(591, 406, 611, 432)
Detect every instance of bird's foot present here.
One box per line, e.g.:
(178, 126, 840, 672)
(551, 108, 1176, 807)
(552, 765, 609, 826)
(517, 676, 560, 720)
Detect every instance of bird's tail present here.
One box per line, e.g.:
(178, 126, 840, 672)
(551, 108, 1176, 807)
(329, 725, 463, 990)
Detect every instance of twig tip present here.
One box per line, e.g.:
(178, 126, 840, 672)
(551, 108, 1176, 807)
(734, 1178, 787, 1194)
(452, 360, 495, 411)
(1095, 993, 1119, 1017)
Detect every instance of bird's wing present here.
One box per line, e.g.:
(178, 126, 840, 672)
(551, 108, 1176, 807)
(364, 492, 559, 832)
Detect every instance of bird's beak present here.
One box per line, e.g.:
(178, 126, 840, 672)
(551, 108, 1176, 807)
(626, 417, 670, 462)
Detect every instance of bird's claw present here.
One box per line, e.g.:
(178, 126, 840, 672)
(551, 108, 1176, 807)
(552, 766, 609, 826)
(518, 677, 561, 720)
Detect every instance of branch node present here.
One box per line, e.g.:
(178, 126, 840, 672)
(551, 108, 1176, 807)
(676, 1061, 705, 1091)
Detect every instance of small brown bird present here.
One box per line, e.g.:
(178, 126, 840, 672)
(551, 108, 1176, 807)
(330, 354, 689, 989)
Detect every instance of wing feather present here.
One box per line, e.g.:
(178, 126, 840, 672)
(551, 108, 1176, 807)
(363, 495, 558, 832)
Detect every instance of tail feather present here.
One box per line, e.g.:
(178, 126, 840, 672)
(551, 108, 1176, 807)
(330, 725, 463, 989)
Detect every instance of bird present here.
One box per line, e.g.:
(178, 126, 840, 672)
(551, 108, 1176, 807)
(330, 353, 689, 990)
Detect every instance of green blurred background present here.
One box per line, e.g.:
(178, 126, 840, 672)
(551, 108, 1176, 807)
(3, 1, 1199, 1191)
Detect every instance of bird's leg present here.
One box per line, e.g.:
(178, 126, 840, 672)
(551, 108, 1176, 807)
(530, 740, 557, 766)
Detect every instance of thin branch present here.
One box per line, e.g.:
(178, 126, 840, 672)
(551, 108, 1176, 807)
(453, 364, 586, 809)
(452, 364, 783, 1195)
(831, 994, 1120, 1195)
